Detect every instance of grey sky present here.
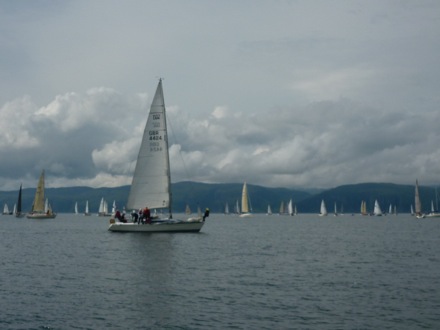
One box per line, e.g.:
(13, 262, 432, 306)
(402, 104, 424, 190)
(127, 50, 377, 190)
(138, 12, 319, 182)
(1, 1, 439, 190)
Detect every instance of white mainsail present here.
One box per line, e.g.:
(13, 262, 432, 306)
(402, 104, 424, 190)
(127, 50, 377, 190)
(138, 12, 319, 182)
(287, 199, 293, 216)
(3, 203, 10, 214)
(267, 204, 272, 215)
(85, 200, 90, 215)
(319, 200, 328, 216)
(127, 79, 171, 213)
(414, 179, 425, 218)
(373, 199, 383, 216)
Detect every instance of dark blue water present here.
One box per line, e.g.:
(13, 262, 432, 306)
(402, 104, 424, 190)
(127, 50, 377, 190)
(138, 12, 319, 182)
(1, 213, 439, 329)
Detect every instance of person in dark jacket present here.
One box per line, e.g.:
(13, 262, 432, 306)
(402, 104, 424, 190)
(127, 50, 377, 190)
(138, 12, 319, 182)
(203, 208, 210, 221)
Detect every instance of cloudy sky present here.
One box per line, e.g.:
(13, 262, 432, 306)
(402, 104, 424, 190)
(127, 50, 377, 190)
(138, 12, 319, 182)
(1, 0, 440, 191)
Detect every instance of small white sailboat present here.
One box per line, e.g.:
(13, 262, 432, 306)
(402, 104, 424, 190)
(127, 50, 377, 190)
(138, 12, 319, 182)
(2, 203, 12, 215)
(234, 200, 240, 215)
(98, 197, 111, 216)
(373, 199, 383, 216)
(279, 201, 285, 215)
(267, 204, 272, 215)
(319, 200, 328, 216)
(333, 202, 338, 216)
(111, 200, 116, 215)
(27, 170, 56, 219)
(426, 188, 440, 218)
(224, 202, 229, 215)
(74, 202, 79, 215)
(239, 182, 252, 218)
(287, 199, 294, 216)
(414, 179, 425, 218)
(109, 79, 204, 232)
(84, 200, 91, 216)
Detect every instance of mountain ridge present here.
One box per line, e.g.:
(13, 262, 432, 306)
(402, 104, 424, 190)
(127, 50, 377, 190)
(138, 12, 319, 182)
(0, 181, 437, 214)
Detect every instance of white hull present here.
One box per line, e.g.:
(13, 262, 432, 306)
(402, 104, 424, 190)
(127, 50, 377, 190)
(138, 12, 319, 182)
(239, 213, 253, 218)
(27, 212, 57, 219)
(426, 212, 440, 218)
(108, 219, 204, 232)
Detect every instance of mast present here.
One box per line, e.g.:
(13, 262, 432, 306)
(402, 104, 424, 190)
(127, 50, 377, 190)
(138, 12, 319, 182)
(415, 179, 422, 215)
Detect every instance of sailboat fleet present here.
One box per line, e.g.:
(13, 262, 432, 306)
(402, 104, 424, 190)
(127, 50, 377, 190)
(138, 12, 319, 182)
(1, 169, 438, 221)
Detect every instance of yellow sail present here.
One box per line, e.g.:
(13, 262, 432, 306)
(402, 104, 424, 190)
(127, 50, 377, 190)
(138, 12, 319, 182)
(241, 182, 249, 213)
(32, 170, 46, 212)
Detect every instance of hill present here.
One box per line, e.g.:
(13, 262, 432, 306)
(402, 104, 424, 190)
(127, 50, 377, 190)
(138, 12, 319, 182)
(0, 182, 437, 214)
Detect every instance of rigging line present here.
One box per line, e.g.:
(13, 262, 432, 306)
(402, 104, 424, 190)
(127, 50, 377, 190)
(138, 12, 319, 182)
(166, 114, 191, 181)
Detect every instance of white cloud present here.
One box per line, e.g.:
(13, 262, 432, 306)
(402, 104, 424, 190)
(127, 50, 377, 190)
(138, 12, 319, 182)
(1, 1, 440, 190)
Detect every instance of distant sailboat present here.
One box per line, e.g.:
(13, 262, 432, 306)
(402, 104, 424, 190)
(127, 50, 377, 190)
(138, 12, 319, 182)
(111, 200, 116, 215)
(98, 197, 110, 216)
(2, 203, 12, 215)
(27, 170, 56, 219)
(15, 184, 24, 218)
(185, 204, 191, 215)
(224, 202, 229, 215)
(279, 201, 285, 215)
(360, 200, 368, 216)
(239, 182, 252, 217)
(235, 200, 240, 214)
(333, 202, 338, 216)
(84, 200, 91, 216)
(414, 179, 425, 218)
(267, 204, 272, 215)
(286, 199, 293, 216)
(426, 187, 440, 218)
(74, 202, 79, 215)
(319, 200, 328, 216)
(373, 199, 383, 216)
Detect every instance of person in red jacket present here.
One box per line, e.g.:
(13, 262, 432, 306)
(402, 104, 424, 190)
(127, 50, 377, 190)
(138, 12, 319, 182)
(143, 207, 151, 224)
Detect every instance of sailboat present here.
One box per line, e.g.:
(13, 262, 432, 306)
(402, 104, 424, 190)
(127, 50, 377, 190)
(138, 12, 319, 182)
(239, 182, 252, 218)
(234, 200, 240, 215)
(426, 188, 440, 218)
(224, 202, 229, 215)
(267, 204, 272, 215)
(84, 200, 91, 216)
(333, 202, 338, 216)
(15, 184, 25, 218)
(2, 203, 12, 215)
(74, 202, 79, 215)
(373, 199, 383, 216)
(98, 197, 110, 216)
(279, 201, 285, 215)
(287, 199, 294, 216)
(360, 200, 369, 216)
(414, 179, 425, 218)
(27, 170, 56, 219)
(319, 200, 328, 216)
(109, 79, 204, 232)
